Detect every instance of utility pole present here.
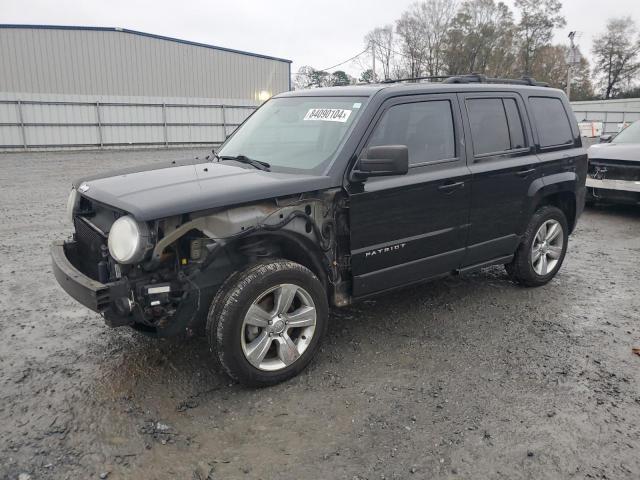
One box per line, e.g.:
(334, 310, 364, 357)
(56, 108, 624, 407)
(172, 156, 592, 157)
(371, 39, 376, 83)
(567, 31, 577, 101)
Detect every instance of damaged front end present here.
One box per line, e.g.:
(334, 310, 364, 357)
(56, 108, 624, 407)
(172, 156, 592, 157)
(52, 189, 348, 337)
(586, 158, 640, 204)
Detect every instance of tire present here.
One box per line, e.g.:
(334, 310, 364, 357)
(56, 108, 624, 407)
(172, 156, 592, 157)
(205, 269, 246, 368)
(206, 259, 328, 387)
(506, 205, 569, 287)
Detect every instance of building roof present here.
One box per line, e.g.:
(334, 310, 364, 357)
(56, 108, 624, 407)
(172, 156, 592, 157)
(0, 24, 292, 64)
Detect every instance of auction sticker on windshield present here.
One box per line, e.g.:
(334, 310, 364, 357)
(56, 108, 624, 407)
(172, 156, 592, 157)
(304, 108, 352, 123)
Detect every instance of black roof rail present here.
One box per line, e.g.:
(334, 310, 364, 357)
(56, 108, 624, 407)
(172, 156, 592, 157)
(359, 73, 550, 87)
(380, 75, 452, 84)
(443, 73, 549, 87)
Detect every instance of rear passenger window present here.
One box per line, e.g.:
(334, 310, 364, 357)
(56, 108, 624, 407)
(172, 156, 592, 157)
(466, 97, 527, 156)
(367, 100, 456, 165)
(529, 97, 573, 148)
(467, 98, 510, 155)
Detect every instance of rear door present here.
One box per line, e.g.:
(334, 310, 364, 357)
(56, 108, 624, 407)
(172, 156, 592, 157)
(458, 92, 540, 266)
(347, 93, 471, 297)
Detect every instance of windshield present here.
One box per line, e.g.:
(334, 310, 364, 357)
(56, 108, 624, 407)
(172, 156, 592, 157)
(612, 121, 640, 144)
(217, 96, 366, 173)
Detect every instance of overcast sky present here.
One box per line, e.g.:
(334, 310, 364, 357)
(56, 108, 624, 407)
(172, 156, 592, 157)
(4, 0, 639, 78)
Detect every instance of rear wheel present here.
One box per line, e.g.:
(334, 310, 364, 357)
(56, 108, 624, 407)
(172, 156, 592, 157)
(506, 205, 568, 287)
(206, 260, 328, 387)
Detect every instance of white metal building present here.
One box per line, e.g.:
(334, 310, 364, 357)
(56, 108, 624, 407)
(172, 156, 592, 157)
(571, 98, 640, 136)
(0, 25, 292, 150)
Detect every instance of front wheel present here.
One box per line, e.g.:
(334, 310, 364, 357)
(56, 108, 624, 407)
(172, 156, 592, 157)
(206, 260, 328, 387)
(506, 205, 569, 287)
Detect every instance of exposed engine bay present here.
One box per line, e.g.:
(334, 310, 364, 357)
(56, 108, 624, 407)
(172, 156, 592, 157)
(68, 189, 351, 336)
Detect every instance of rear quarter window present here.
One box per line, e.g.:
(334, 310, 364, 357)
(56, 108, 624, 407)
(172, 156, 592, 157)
(529, 96, 573, 148)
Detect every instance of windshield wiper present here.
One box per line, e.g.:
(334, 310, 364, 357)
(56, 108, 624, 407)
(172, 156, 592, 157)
(218, 154, 270, 171)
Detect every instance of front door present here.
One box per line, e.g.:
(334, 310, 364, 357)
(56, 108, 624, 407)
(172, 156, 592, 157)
(347, 94, 471, 297)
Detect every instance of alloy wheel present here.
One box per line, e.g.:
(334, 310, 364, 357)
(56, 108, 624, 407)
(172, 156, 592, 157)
(531, 219, 564, 276)
(240, 284, 317, 371)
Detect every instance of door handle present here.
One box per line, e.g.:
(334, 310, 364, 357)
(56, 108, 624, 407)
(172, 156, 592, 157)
(438, 180, 465, 193)
(515, 168, 536, 177)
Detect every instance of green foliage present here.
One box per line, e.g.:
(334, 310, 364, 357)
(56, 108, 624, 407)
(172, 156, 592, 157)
(294, 66, 330, 89)
(359, 69, 376, 83)
(330, 70, 351, 86)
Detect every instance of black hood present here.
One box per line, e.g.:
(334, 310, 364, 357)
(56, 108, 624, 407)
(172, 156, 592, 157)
(74, 159, 333, 221)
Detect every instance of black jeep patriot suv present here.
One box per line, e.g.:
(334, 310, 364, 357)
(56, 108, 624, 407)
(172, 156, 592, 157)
(52, 75, 587, 386)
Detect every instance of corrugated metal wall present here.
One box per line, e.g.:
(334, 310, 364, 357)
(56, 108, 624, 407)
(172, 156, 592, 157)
(571, 98, 640, 136)
(0, 26, 291, 151)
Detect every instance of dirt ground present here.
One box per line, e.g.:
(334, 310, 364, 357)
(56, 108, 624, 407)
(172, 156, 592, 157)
(1, 148, 639, 480)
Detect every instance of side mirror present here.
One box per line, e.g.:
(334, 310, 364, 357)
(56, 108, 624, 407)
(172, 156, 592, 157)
(352, 145, 409, 180)
(599, 134, 612, 143)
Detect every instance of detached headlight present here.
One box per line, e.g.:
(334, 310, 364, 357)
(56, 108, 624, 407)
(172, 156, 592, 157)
(108, 215, 152, 264)
(66, 188, 79, 224)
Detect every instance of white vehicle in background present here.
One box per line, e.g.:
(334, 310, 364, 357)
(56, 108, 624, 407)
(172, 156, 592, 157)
(587, 121, 640, 205)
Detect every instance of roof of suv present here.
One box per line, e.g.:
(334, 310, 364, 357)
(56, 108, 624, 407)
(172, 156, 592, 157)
(277, 82, 561, 98)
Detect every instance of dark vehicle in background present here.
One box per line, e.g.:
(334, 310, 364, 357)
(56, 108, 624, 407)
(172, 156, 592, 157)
(52, 75, 587, 386)
(587, 121, 640, 205)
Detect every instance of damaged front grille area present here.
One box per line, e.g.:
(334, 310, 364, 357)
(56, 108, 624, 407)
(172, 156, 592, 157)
(73, 215, 108, 281)
(71, 196, 127, 282)
(587, 157, 640, 204)
(588, 158, 640, 182)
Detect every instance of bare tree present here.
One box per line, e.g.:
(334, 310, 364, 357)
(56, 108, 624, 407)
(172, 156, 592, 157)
(396, 5, 428, 78)
(592, 17, 640, 99)
(419, 0, 458, 76)
(523, 44, 593, 99)
(529, 44, 570, 88)
(445, 0, 516, 76)
(515, 0, 566, 75)
(365, 25, 395, 80)
(395, 0, 458, 78)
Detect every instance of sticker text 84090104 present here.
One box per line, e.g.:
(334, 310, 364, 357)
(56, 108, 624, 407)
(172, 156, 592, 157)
(304, 108, 352, 123)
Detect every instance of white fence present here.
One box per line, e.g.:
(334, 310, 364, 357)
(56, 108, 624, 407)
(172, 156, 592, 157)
(0, 99, 257, 151)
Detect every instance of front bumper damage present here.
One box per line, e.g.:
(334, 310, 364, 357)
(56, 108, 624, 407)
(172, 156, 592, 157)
(586, 177, 640, 193)
(51, 240, 134, 325)
(51, 239, 210, 335)
(586, 177, 640, 205)
(587, 159, 640, 205)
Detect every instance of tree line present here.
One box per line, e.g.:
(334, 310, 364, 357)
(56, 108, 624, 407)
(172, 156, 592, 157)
(294, 0, 640, 100)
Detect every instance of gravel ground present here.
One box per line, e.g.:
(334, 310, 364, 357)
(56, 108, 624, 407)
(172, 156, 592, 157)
(1, 148, 639, 480)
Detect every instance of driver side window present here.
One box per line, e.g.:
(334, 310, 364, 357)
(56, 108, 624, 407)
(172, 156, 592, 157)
(367, 100, 456, 166)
